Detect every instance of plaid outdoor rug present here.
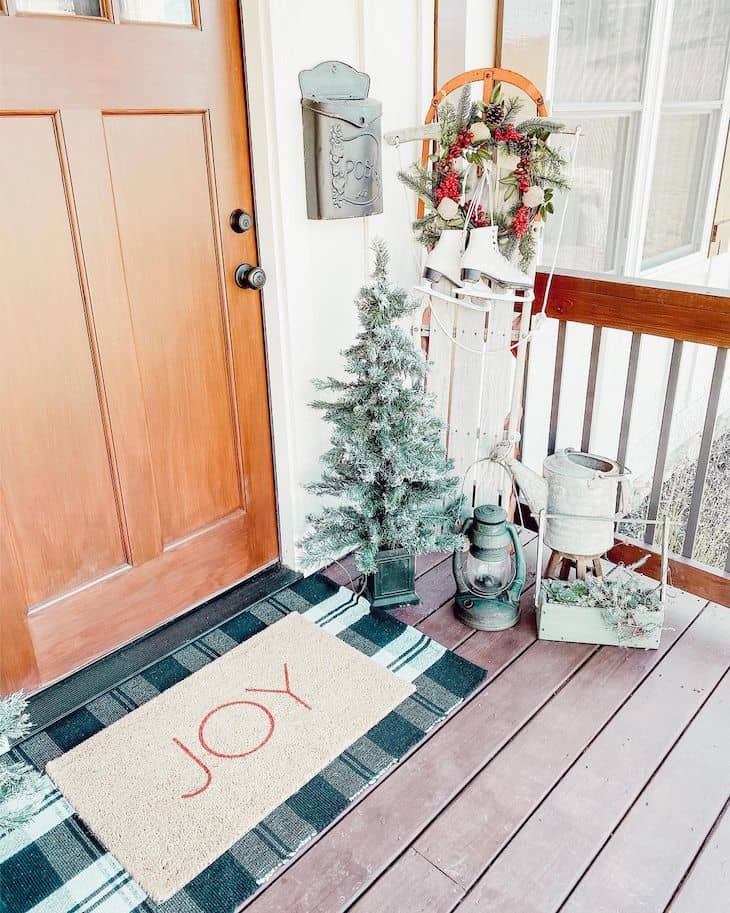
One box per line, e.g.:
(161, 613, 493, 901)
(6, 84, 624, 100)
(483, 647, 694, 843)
(1, 573, 486, 913)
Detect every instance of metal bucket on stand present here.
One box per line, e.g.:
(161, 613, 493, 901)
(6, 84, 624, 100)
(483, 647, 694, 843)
(543, 450, 632, 555)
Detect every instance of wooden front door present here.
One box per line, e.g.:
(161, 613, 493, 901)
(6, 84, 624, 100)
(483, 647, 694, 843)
(0, 1, 278, 694)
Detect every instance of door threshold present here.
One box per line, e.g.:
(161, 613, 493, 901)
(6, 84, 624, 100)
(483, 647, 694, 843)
(23, 563, 301, 740)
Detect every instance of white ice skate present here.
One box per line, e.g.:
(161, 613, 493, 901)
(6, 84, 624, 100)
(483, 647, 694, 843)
(460, 226, 532, 290)
(422, 229, 464, 287)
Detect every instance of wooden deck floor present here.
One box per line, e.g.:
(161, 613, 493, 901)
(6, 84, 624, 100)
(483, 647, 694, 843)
(245, 533, 730, 913)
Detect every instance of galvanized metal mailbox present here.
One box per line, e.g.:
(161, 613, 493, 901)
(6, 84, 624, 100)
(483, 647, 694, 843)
(299, 60, 383, 220)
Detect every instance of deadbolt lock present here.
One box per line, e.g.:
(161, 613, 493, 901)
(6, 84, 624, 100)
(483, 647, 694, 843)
(230, 209, 253, 233)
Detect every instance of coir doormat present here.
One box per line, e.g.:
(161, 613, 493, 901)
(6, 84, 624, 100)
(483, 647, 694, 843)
(1, 574, 486, 913)
(46, 612, 414, 901)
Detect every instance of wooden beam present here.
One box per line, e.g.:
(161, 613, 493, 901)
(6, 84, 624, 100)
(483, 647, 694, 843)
(535, 273, 730, 348)
(432, 0, 439, 97)
(494, 0, 505, 69)
(608, 537, 730, 608)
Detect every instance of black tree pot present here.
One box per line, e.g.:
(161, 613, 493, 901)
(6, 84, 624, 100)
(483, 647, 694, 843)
(364, 547, 420, 611)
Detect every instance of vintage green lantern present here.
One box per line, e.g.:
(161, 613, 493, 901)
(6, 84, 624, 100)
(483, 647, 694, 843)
(453, 504, 526, 630)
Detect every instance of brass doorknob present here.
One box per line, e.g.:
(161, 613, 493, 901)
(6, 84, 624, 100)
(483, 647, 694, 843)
(234, 263, 266, 290)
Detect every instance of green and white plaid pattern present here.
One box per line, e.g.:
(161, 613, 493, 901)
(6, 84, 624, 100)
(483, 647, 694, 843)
(1, 574, 486, 913)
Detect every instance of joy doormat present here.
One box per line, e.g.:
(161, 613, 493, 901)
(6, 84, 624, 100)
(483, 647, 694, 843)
(2, 575, 486, 913)
(46, 613, 414, 901)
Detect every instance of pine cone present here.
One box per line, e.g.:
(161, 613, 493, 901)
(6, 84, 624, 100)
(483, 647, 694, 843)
(484, 101, 505, 128)
(518, 136, 533, 160)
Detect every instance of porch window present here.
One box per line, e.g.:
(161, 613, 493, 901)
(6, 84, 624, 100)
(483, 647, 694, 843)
(535, 0, 730, 287)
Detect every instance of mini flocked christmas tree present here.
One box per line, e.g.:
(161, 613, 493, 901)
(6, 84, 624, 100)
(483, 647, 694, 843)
(301, 240, 464, 578)
(0, 692, 43, 837)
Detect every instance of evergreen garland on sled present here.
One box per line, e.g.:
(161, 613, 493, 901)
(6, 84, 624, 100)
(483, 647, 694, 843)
(300, 240, 464, 574)
(398, 83, 569, 270)
(0, 692, 44, 837)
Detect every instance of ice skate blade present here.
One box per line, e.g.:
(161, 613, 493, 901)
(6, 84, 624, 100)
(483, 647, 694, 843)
(479, 269, 532, 290)
(423, 266, 463, 286)
(456, 285, 535, 303)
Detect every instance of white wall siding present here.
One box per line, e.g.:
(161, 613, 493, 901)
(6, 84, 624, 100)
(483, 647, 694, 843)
(242, 0, 434, 567)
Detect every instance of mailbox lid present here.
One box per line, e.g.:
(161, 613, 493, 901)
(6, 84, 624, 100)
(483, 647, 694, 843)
(299, 60, 370, 101)
(302, 97, 381, 130)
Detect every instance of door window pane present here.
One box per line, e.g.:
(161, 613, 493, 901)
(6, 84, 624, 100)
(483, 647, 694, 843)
(554, 0, 652, 104)
(120, 0, 193, 25)
(642, 113, 714, 264)
(15, 0, 101, 14)
(542, 116, 633, 273)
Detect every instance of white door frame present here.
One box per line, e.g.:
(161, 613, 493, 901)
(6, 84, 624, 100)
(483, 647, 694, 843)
(238, 0, 300, 567)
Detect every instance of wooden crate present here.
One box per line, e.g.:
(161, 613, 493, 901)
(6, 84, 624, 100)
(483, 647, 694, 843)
(534, 513, 670, 650)
(536, 595, 663, 649)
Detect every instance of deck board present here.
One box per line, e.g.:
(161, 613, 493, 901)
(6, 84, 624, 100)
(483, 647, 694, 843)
(390, 557, 462, 626)
(455, 602, 730, 913)
(413, 586, 706, 888)
(666, 803, 730, 913)
(245, 631, 593, 911)
(243, 548, 726, 913)
(560, 672, 730, 913)
(347, 849, 463, 913)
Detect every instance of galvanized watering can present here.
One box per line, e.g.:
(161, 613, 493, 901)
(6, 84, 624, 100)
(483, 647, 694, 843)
(502, 448, 632, 556)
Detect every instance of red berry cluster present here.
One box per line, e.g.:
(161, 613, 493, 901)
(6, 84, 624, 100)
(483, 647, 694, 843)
(435, 129, 475, 204)
(493, 123, 523, 143)
(468, 202, 491, 228)
(447, 128, 474, 160)
(514, 160, 530, 193)
(513, 205, 530, 238)
(434, 171, 460, 204)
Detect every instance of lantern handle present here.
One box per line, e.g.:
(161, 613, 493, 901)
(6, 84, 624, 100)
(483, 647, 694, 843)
(452, 517, 473, 596)
(507, 522, 527, 607)
(535, 510, 546, 608)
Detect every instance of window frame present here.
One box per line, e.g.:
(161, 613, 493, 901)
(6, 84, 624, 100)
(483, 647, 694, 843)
(11, 0, 112, 20)
(117, 0, 199, 29)
(542, 0, 730, 283)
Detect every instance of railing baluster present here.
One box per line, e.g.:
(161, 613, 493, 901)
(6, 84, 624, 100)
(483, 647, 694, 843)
(645, 339, 683, 545)
(683, 347, 727, 559)
(581, 326, 602, 452)
(547, 320, 566, 455)
(518, 315, 532, 448)
(617, 332, 641, 473)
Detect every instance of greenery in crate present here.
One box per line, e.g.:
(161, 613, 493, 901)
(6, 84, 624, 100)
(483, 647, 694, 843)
(398, 83, 569, 270)
(542, 577, 663, 642)
(0, 692, 44, 837)
(300, 240, 464, 575)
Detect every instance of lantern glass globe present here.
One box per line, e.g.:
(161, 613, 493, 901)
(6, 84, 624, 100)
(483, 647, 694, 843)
(463, 548, 515, 597)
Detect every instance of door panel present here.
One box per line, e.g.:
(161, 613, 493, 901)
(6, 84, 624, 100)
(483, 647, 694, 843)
(0, 2, 279, 693)
(58, 107, 163, 567)
(103, 113, 241, 544)
(0, 115, 126, 606)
